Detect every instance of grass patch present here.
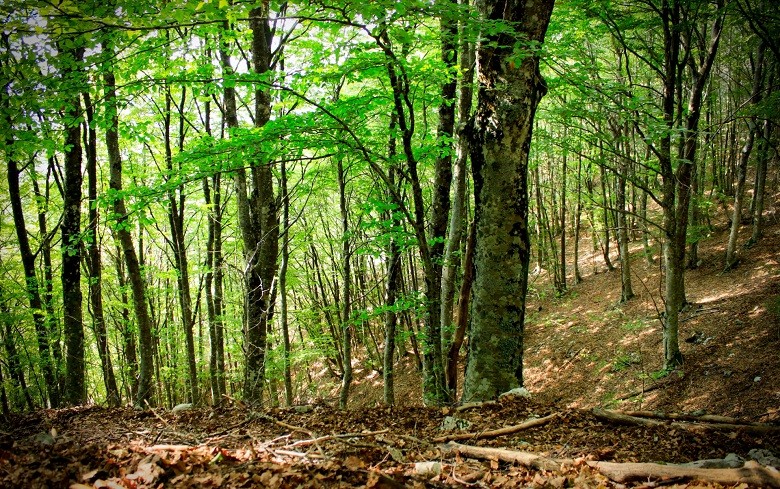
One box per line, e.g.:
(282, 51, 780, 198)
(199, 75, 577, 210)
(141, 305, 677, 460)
(611, 351, 640, 372)
(621, 318, 648, 332)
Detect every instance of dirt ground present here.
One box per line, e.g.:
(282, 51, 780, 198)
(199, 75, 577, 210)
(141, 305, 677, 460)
(2, 194, 779, 487)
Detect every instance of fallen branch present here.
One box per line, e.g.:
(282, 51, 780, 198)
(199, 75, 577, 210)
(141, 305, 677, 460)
(205, 414, 257, 438)
(588, 460, 780, 488)
(433, 413, 558, 443)
(256, 412, 311, 434)
(439, 441, 570, 472)
(440, 442, 780, 488)
(617, 382, 665, 401)
(619, 410, 772, 426)
(286, 429, 389, 448)
(592, 408, 780, 434)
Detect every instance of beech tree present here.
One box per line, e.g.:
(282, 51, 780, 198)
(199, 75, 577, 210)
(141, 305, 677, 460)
(462, 0, 556, 402)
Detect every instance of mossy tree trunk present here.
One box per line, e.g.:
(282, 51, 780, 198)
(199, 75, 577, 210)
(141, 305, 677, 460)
(462, 0, 555, 402)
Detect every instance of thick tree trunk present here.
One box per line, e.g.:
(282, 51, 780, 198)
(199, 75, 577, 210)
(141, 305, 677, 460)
(462, 0, 555, 402)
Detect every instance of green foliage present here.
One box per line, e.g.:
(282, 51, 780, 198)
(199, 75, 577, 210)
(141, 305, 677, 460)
(621, 319, 647, 332)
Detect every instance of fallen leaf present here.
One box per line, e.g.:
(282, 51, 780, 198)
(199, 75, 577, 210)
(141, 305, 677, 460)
(345, 455, 367, 470)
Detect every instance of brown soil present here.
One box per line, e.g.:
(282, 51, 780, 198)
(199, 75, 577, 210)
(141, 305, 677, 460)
(2, 193, 778, 488)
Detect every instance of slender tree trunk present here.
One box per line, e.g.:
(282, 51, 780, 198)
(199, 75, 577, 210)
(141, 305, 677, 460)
(31, 160, 64, 400)
(60, 46, 86, 405)
(615, 135, 634, 301)
(113, 250, 138, 400)
(558, 125, 568, 294)
(441, 0, 475, 361)
(162, 85, 198, 404)
(0, 291, 35, 411)
(726, 43, 765, 268)
(83, 92, 120, 406)
(599, 160, 615, 271)
(377, 28, 448, 405)
(337, 157, 352, 409)
(573, 154, 584, 284)
(279, 160, 294, 407)
(383, 108, 404, 405)
(240, 8, 280, 404)
(446, 222, 475, 395)
(463, 0, 555, 402)
(104, 53, 156, 407)
(749, 116, 772, 244)
(660, 0, 723, 371)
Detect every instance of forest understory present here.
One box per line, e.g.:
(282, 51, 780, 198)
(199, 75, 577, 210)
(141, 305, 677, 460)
(3, 194, 779, 488)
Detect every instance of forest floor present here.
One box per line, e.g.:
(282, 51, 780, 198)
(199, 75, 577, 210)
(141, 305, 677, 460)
(2, 192, 780, 488)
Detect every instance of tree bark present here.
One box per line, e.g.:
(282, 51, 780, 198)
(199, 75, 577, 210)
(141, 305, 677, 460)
(660, 0, 724, 371)
(162, 84, 198, 405)
(60, 46, 85, 406)
(279, 159, 294, 407)
(337, 156, 352, 410)
(83, 91, 120, 406)
(441, 0, 475, 375)
(462, 0, 555, 402)
(104, 54, 156, 407)
(726, 43, 765, 268)
(240, 7, 280, 404)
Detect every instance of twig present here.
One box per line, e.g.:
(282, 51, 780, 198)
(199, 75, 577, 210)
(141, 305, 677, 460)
(286, 429, 389, 448)
(273, 448, 325, 459)
(144, 400, 169, 426)
(439, 441, 570, 471)
(593, 408, 780, 434)
(205, 413, 256, 438)
(256, 412, 310, 434)
(617, 381, 665, 400)
(432, 413, 558, 443)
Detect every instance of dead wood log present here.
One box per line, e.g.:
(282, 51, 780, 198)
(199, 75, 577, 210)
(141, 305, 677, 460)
(592, 408, 780, 434)
(587, 460, 780, 488)
(439, 441, 571, 471)
(432, 413, 558, 443)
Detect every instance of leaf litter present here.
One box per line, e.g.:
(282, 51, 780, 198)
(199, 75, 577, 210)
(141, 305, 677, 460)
(2, 396, 778, 488)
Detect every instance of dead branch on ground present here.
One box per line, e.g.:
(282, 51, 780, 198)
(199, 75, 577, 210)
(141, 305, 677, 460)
(432, 413, 558, 443)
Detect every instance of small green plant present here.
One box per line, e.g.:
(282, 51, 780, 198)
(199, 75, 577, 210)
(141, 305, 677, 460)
(611, 351, 640, 372)
(621, 319, 647, 332)
(601, 392, 619, 409)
